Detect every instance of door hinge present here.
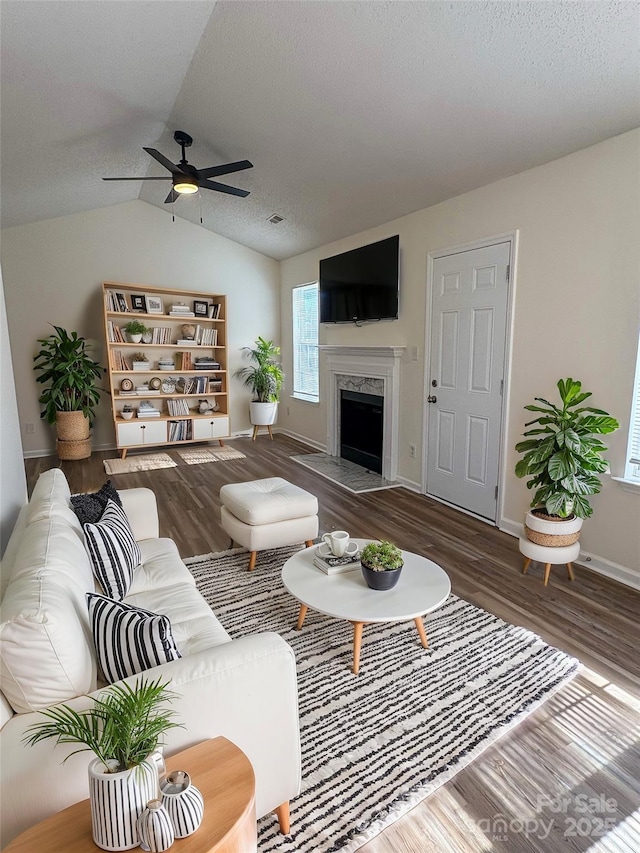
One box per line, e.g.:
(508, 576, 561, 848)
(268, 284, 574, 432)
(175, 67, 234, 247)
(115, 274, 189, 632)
(506, 264, 510, 283)
(495, 485, 499, 500)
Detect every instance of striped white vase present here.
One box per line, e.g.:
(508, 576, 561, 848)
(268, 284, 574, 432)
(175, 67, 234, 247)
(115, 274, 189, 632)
(88, 752, 164, 851)
(137, 800, 175, 852)
(160, 771, 204, 838)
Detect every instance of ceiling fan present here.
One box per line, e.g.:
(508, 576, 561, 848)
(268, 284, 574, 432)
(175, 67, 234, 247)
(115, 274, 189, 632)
(103, 130, 253, 203)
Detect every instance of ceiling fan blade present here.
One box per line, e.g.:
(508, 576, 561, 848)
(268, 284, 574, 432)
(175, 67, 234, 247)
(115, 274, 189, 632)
(103, 177, 171, 181)
(164, 189, 179, 204)
(143, 147, 183, 175)
(197, 160, 254, 180)
(201, 179, 250, 198)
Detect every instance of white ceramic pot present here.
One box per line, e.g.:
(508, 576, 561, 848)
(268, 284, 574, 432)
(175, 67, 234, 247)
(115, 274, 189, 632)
(88, 752, 164, 851)
(249, 401, 278, 425)
(127, 333, 143, 343)
(524, 510, 583, 547)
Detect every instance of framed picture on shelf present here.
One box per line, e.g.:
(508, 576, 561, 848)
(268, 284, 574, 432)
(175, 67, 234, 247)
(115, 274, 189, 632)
(193, 300, 209, 316)
(116, 293, 129, 312)
(131, 294, 147, 312)
(146, 295, 164, 314)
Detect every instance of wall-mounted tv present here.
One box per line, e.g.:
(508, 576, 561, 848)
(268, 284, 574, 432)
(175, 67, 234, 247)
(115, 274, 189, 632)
(319, 235, 399, 323)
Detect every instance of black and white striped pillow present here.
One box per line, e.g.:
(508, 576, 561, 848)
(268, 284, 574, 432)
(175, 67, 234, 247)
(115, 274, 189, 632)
(83, 499, 141, 600)
(87, 593, 181, 683)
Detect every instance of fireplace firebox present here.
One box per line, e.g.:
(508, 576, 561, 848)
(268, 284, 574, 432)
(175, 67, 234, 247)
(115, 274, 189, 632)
(340, 390, 383, 474)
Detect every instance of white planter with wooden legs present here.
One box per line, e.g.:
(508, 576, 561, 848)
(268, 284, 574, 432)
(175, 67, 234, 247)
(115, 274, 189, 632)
(249, 401, 278, 441)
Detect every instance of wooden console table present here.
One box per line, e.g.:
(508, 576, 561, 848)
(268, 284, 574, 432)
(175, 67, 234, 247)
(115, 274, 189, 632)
(5, 737, 257, 853)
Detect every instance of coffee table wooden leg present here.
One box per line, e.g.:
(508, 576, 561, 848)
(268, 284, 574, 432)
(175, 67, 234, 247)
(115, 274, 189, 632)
(296, 604, 308, 630)
(414, 616, 429, 648)
(352, 621, 364, 674)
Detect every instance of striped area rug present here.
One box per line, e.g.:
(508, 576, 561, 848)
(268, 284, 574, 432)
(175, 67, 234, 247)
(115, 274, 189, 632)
(186, 547, 578, 852)
(177, 446, 246, 465)
(103, 453, 176, 474)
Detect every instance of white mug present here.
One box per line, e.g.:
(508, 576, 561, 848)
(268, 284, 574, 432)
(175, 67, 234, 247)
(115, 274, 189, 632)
(322, 530, 358, 557)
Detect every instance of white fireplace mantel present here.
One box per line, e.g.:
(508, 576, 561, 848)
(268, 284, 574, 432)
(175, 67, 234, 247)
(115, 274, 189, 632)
(319, 346, 405, 481)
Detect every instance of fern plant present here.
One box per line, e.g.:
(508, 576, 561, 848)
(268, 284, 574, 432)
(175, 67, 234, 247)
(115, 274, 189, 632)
(23, 677, 182, 772)
(515, 378, 619, 519)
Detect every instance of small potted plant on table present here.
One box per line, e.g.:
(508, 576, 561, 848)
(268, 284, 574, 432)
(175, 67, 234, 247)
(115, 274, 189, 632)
(23, 677, 181, 852)
(360, 540, 404, 590)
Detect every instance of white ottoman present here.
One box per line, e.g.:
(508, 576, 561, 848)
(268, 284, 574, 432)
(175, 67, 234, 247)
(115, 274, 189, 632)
(220, 477, 319, 570)
(519, 537, 580, 586)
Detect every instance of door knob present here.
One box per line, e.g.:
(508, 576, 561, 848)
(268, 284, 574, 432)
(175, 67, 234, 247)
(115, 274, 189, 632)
(427, 395, 437, 404)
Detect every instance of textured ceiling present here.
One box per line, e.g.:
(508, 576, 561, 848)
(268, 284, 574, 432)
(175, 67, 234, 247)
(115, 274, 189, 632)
(2, 1, 639, 260)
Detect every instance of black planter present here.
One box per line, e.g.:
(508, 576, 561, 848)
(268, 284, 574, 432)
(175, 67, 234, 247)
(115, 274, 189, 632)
(361, 562, 403, 590)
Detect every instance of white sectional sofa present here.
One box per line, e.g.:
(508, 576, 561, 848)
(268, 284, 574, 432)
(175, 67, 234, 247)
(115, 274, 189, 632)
(0, 468, 301, 847)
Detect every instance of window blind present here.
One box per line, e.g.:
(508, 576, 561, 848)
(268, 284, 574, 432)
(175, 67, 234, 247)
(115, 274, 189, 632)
(627, 333, 640, 472)
(292, 283, 319, 401)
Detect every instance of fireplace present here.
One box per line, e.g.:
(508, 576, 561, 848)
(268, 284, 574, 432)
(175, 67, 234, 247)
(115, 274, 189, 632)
(340, 390, 384, 474)
(319, 346, 405, 482)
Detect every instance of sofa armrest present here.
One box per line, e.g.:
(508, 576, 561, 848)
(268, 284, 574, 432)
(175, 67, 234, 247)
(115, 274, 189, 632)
(117, 488, 160, 540)
(0, 633, 300, 846)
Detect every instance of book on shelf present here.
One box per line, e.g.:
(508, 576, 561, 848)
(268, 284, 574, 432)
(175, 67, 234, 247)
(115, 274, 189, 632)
(208, 303, 222, 319)
(313, 552, 361, 575)
(169, 311, 196, 318)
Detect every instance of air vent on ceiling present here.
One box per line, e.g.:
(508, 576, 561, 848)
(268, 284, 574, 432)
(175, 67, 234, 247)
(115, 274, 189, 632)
(267, 214, 285, 224)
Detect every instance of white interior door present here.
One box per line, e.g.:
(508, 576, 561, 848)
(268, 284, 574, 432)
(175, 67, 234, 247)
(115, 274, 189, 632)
(426, 242, 510, 521)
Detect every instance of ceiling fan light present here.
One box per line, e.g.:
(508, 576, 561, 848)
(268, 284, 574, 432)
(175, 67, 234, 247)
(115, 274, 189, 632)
(174, 180, 198, 194)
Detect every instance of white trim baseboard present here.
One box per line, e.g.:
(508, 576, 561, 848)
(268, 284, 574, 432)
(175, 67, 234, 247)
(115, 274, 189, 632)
(395, 475, 423, 494)
(278, 429, 326, 452)
(500, 516, 640, 591)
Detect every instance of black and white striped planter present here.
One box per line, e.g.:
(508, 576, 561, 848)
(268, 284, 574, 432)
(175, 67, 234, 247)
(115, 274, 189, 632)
(160, 771, 204, 838)
(88, 754, 164, 851)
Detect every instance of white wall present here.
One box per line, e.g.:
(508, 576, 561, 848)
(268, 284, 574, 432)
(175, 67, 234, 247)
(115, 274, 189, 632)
(0, 265, 27, 558)
(281, 130, 640, 577)
(1, 200, 280, 455)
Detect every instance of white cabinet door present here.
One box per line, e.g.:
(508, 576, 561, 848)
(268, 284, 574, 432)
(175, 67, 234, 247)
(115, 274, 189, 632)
(117, 420, 167, 447)
(192, 416, 229, 440)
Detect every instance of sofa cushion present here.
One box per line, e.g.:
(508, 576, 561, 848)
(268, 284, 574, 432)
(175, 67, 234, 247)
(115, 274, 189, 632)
(125, 584, 231, 656)
(84, 500, 141, 600)
(26, 467, 82, 532)
(128, 538, 197, 596)
(87, 593, 181, 683)
(71, 481, 122, 525)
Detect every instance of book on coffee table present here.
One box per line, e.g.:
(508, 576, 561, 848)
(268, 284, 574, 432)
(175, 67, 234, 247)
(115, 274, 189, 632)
(313, 552, 361, 576)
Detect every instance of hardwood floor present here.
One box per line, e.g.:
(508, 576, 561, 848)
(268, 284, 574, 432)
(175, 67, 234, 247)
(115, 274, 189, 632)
(25, 435, 640, 852)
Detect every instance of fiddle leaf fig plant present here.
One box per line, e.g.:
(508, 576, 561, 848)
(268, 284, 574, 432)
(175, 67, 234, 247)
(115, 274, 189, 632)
(234, 336, 284, 402)
(515, 378, 619, 519)
(33, 326, 105, 425)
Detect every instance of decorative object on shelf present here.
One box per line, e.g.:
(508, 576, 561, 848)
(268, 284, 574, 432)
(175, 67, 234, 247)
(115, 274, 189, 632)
(198, 399, 217, 414)
(137, 800, 175, 852)
(146, 296, 164, 314)
(515, 377, 619, 547)
(120, 377, 134, 393)
(160, 770, 204, 838)
(33, 325, 105, 460)
(360, 540, 404, 590)
(131, 352, 151, 371)
(131, 294, 148, 313)
(121, 405, 134, 420)
(142, 329, 154, 344)
(149, 376, 162, 391)
(193, 300, 209, 317)
(23, 677, 182, 852)
(181, 323, 196, 340)
(162, 377, 177, 394)
(234, 336, 284, 431)
(123, 319, 149, 344)
(158, 357, 176, 371)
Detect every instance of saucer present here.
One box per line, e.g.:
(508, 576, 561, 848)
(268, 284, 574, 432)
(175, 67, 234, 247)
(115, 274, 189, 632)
(317, 542, 359, 559)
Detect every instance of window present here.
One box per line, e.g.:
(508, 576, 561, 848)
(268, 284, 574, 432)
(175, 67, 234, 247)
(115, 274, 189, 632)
(292, 283, 319, 402)
(624, 332, 640, 483)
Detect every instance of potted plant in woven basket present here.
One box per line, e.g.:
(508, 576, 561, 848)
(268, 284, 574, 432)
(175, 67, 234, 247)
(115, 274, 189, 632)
(515, 378, 619, 546)
(23, 677, 181, 851)
(33, 325, 105, 460)
(360, 540, 404, 590)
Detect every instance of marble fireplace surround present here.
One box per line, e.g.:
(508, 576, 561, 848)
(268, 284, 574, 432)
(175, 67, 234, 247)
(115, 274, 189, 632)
(319, 346, 405, 482)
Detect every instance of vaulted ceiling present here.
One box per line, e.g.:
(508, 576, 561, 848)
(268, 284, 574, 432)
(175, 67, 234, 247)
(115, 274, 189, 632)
(1, 1, 639, 260)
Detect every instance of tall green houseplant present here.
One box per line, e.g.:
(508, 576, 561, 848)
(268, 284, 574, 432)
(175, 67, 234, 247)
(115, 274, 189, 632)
(515, 377, 619, 519)
(234, 336, 284, 402)
(33, 325, 105, 459)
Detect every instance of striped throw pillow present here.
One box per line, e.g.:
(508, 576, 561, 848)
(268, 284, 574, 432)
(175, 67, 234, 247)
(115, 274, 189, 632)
(87, 593, 181, 683)
(83, 499, 141, 600)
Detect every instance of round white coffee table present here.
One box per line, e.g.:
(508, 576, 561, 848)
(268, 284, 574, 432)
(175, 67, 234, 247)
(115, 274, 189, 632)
(281, 540, 451, 673)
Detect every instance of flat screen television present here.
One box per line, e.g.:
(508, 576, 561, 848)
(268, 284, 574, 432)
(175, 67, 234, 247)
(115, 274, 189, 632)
(319, 235, 399, 323)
